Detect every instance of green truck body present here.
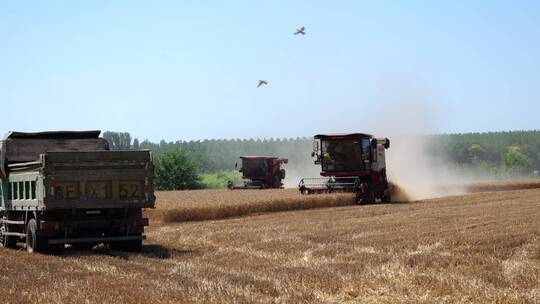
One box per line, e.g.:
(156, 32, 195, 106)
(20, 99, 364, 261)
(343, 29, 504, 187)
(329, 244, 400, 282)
(0, 131, 155, 253)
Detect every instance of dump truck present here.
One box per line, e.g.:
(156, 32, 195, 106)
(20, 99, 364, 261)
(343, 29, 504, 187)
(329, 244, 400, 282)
(298, 133, 391, 204)
(228, 156, 288, 189)
(0, 131, 155, 253)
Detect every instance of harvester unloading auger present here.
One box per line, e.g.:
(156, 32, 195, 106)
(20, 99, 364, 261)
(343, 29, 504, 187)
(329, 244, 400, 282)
(298, 133, 391, 204)
(228, 156, 288, 189)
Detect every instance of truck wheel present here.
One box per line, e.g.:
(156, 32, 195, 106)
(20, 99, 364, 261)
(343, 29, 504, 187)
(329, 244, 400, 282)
(26, 219, 48, 254)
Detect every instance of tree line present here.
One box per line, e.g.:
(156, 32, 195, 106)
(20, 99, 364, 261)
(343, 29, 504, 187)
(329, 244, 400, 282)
(429, 130, 540, 176)
(103, 130, 540, 190)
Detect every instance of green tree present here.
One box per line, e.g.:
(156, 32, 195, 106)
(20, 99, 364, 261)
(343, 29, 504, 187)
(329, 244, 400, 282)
(504, 146, 531, 175)
(103, 131, 132, 150)
(154, 151, 201, 190)
(468, 143, 486, 165)
(132, 138, 140, 150)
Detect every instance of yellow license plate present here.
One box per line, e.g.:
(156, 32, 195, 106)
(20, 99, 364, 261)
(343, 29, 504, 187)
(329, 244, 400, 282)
(86, 181, 112, 199)
(119, 181, 143, 199)
(55, 182, 79, 199)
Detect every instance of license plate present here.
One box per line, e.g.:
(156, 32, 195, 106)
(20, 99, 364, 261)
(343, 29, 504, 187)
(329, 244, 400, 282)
(119, 181, 143, 199)
(86, 181, 112, 199)
(55, 182, 79, 199)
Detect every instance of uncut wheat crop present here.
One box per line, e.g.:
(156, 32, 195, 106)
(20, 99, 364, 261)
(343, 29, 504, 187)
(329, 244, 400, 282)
(146, 189, 355, 223)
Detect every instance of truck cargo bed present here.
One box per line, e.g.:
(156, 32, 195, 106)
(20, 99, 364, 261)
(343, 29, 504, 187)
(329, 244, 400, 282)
(42, 150, 155, 210)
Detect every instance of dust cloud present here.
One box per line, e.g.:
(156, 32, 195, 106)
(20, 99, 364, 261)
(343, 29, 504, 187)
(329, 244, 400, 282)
(365, 82, 468, 201)
(284, 165, 320, 189)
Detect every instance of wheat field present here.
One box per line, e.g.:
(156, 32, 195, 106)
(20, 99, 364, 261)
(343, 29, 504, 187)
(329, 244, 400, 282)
(0, 184, 539, 303)
(146, 189, 354, 222)
(146, 179, 540, 223)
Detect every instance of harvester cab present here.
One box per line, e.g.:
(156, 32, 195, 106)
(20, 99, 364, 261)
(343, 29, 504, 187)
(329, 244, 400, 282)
(299, 133, 391, 204)
(228, 156, 288, 189)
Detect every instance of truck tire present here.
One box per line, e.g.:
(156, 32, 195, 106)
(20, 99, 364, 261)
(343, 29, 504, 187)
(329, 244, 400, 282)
(26, 219, 48, 254)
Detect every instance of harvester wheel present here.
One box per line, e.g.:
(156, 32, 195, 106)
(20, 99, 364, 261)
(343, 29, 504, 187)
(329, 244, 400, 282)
(356, 183, 375, 205)
(368, 191, 375, 204)
(278, 169, 286, 180)
(381, 189, 392, 204)
(273, 176, 282, 188)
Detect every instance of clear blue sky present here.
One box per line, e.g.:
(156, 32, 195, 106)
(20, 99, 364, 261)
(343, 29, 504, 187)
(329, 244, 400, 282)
(1, 1, 539, 142)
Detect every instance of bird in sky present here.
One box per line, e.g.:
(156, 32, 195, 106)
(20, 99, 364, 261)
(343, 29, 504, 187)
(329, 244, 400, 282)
(257, 80, 268, 88)
(294, 26, 306, 35)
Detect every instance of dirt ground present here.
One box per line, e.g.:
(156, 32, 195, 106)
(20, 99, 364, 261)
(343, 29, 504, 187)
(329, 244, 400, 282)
(1, 186, 539, 303)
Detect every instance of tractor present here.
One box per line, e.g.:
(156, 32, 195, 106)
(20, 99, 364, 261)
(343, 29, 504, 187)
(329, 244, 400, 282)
(228, 156, 288, 189)
(298, 133, 391, 204)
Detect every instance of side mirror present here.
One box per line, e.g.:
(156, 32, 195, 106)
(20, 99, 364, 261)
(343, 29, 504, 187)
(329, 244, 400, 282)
(235, 162, 238, 169)
(370, 138, 377, 148)
(312, 140, 319, 152)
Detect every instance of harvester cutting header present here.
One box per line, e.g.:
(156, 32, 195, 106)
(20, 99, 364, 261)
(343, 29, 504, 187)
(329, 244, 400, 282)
(228, 156, 288, 189)
(299, 133, 391, 204)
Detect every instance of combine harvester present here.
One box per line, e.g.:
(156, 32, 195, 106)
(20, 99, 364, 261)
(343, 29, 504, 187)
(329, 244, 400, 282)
(228, 156, 288, 189)
(298, 133, 391, 204)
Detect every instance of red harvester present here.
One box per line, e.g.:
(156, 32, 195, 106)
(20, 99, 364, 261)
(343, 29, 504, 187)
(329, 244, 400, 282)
(228, 156, 288, 189)
(298, 133, 391, 204)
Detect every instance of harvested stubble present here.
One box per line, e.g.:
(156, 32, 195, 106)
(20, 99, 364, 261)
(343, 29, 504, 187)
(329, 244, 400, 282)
(1, 188, 539, 303)
(146, 189, 354, 223)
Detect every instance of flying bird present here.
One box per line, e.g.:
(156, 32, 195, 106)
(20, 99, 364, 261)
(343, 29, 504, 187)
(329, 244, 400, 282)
(294, 26, 306, 35)
(257, 80, 268, 88)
